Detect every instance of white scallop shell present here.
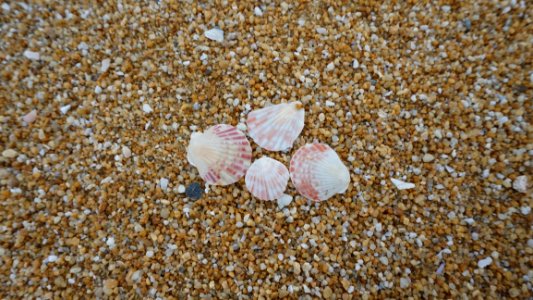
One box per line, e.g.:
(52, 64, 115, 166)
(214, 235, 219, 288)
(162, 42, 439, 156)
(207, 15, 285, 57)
(290, 143, 350, 201)
(246, 101, 305, 151)
(245, 157, 289, 201)
(187, 124, 252, 186)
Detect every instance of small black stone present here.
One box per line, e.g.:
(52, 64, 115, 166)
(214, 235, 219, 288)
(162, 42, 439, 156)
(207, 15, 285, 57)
(185, 182, 203, 200)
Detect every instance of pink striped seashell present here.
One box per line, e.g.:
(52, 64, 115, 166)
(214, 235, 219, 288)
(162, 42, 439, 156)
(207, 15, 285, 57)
(246, 101, 305, 151)
(245, 157, 289, 201)
(290, 143, 350, 201)
(187, 124, 252, 186)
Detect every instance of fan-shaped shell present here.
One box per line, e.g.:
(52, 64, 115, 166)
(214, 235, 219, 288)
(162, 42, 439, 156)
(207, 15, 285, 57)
(245, 157, 289, 201)
(290, 143, 350, 201)
(187, 124, 252, 185)
(246, 101, 305, 151)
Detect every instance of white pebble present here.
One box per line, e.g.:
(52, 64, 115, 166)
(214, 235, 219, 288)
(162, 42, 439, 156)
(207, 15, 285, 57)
(60, 104, 71, 114)
(77, 42, 89, 50)
(528, 239, 533, 248)
(464, 218, 475, 225)
(146, 250, 154, 258)
(22, 110, 37, 123)
(204, 28, 224, 42)
(106, 237, 115, 248)
(352, 59, 359, 69)
(520, 206, 530, 215)
(177, 185, 185, 193)
(316, 27, 327, 35)
(400, 277, 411, 288)
(45, 255, 58, 263)
(159, 178, 169, 191)
(100, 58, 111, 73)
(477, 256, 493, 268)
(131, 270, 142, 282)
(422, 153, 435, 162)
(236, 123, 247, 132)
(379, 256, 389, 265)
(142, 103, 153, 113)
(23, 50, 40, 60)
(325, 100, 335, 107)
(1, 3, 10, 11)
(436, 263, 445, 274)
(391, 178, 415, 190)
(512, 175, 528, 193)
(254, 7, 263, 16)
(122, 146, 132, 158)
(95, 86, 102, 94)
(326, 62, 335, 72)
(277, 194, 293, 209)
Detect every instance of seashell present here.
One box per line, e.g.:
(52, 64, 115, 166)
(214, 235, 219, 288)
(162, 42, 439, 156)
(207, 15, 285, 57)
(187, 124, 252, 185)
(245, 157, 289, 201)
(277, 194, 293, 209)
(290, 143, 350, 201)
(246, 101, 305, 151)
(22, 110, 37, 123)
(390, 178, 415, 190)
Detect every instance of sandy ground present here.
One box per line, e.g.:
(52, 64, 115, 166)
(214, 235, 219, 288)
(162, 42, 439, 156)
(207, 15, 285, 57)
(0, 1, 532, 299)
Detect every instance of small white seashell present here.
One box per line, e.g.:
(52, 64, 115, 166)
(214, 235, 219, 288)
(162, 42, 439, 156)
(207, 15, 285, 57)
(391, 178, 415, 190)
(245, 157, 289, 201)
(204, 28, 224, 42)
(277, 194, 293, 209)
(187, 124, 252, 186)
(290, 143, 350, 201)
(246, 101, 305, 151)
(22, 110, 37, 123)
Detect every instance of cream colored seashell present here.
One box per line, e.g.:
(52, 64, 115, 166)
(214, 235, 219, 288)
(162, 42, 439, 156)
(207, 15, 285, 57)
(187, 124, 252, 186)
(290, 143, 350, 201)
(246, 101, 305, 151)
(245, 157, 289, 201)
(22, 110, 37, 123)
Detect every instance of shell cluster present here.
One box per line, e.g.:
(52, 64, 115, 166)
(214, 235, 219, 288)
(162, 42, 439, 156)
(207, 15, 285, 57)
(187, 102, 351, 203)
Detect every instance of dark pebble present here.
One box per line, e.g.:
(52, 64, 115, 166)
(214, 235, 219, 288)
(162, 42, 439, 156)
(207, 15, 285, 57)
(185, 182, 203, 200)
(464, 19, 471, 32)
(515, 85, 527, 93)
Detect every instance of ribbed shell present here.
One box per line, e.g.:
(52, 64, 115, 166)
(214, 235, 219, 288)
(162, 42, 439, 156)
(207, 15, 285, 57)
(187, 124, 252, 185)
(289, 143, 350, 201)
(245, 157, 289, 201)
(246, 101, 305, 151)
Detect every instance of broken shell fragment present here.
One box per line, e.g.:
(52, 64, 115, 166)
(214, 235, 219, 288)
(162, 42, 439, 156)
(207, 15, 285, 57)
(22, 110, 37, 124)
(289, 143, 350, 201)
(391, 178, 415, 190)
(245, 157, 289, 201)
(187, 124, 252, 186)
(246, 101, 305, 151)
